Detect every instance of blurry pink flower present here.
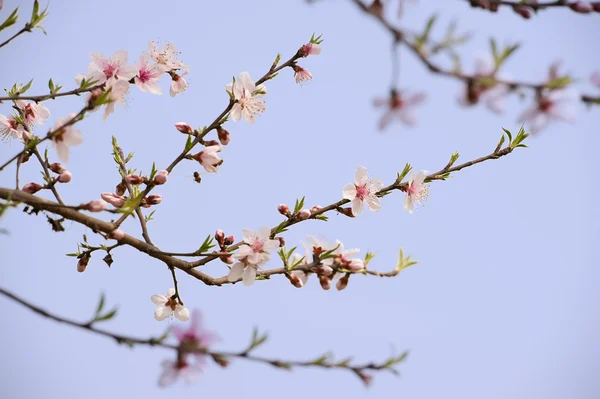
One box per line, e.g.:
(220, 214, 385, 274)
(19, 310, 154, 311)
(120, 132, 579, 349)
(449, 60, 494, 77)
(517, 88, 578, 133)
(192, 145, 222, 173)
(101, 192, 126, 208)
(170, 71, 189, 97)
(290, 254, 310, 288)
(373, 89, 426, 130)
(171, 310, 218, 361)
(149, 41, 186, 70)
(342, 165, 384, 216)
(51, 114, 83, 163)
(226, 72, 266, 124)
(151, 287, 190, 322)
(0, 114, 25, 142)
(134, 53, 167, 94)
(457, 56, 510, 114)
(77, 50, 136, 86)
(108, 229, 125, 240)
(158, 359, 203, 388)
(16, 100, 50, 127)
(404, 170, 429, 213)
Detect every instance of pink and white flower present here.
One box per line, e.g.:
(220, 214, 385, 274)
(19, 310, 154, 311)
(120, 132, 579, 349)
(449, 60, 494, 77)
(457, 56, 510, 114)
(404, 170, 429, 213)
(321, 241, 364, 272)
(293, 65, 312, 85)
(300, 43, 322, 57)
(76, 50, 136, 86)
(517, 88, 578, 133)
(228, 227, 279, 286)
(342, 166, 384, 216)
(0, 114, 25, 142)
(16, 100, 50, 127)
(158, 359, 203, 388)
(171, 310, 218, 360)
(373, 89, 426, 130)
(192, 145, 222, 173)
(226, 72, 266, 124)
(134, 53, 167, 94)
(170, 71, 189, 97)
(51, 114, 83, 163)
(102, 80, 130, 120)
(149, 41, 186, 70)
(151, 287, 190, 322)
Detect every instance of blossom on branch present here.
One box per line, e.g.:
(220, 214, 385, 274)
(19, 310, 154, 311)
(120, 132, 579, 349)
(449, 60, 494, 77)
(226, 72, 267, 124)
(404, 170, 429, 214)
(170, 71, 189, 97)
(151, 287, 190, 322)
(192, 145, 222, 173)
(457, 56, 510, 114)
(76, 50, 136, 86)
(149, 41, 187, 70)
(228, 227, 279, 286)
(321, 241, 365, 272)
(342, 166, 384, 216)
(16, 100, 50, 128)
(517, 88, 578, 133)
(51, 114, 83, 163)
(373, 89, 426, 130)
(171, 310, 218, 361)
(134, 53, 167, 94)
(102, 80, 130, 120)
(0, 114, 25, 143)
(158, 359, 203, 388)
(293, 65, 312, 85)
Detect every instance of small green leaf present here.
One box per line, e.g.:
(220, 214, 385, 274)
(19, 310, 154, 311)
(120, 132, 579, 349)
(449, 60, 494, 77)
(0, 8, 19, 32)
(94, 293, 106, 317)
(95, 308, 118, 322)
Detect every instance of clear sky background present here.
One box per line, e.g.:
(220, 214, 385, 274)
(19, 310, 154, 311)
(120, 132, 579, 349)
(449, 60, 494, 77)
(1, 1, 599, 398)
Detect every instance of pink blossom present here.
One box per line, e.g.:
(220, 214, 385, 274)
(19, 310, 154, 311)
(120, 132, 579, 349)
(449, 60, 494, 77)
(144, 194, 163, 206)
(102, 80, 130, 120)
(342, 166, 384, 216)
(16, 100, 50, 127)
(51, 114, 83, 163)
(293, 65, 312, 85)
(373, 90, 426, 130)
(108, 229, 125, 240)
(192, 145, 222, 173)
(300, 43, 322, 57)
(134, 53, 167, 94)
(517, 88, 578, 133)
(76, 50, 136, 86)
(148, 41, 186, 70)
(171, 310, 218, 361)
(404, 170, 429, 213)
(101, 192, 126, 208)
(229, 227, 279, 286)
(170, 71, 189, 97)
(226, 72, 266, 124)
(151, 287, 190, 322)
(0, 114, 25, 142)
(158, 359, 203, 388)
(457, 56, 510, 114)
(297, 209, 311, 220)
(321, 241, 364, 272)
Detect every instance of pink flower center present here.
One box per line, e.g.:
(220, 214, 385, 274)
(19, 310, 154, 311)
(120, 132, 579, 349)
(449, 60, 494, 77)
(538, 96, 553, 112)
(104, 64, 117, 79)
(252, 241, 264, 252)
(391, 95, 404, 109)
(355, 184, 369, 199)
(138, 67, 153, 83)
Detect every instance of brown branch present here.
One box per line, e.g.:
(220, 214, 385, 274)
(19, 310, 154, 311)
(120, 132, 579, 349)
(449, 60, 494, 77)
(0, 286, 405, 381)
(0, 26, 31, 49)
(0, 84, 104, 103)
(470, 0, 596, 11)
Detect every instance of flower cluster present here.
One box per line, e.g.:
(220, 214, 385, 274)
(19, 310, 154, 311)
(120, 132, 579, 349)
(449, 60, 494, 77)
(0, 100, 49, 143)
(228, 227, 280, 286)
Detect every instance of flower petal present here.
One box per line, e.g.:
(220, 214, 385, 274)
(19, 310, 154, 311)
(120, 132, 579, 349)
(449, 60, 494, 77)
(154, 306, 172, 321)
(354, 166, 369, 186)
(151, 294, 167, 306)
(351, 197, 363, 216)
(342, 184, 357, 200)
(228, 262, 245, 282)
(242, 266, 257, 286)
(174, 306, 190, 322)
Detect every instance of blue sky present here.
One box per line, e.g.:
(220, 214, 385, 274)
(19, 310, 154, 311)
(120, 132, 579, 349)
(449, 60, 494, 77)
(1, 1, 599, 398)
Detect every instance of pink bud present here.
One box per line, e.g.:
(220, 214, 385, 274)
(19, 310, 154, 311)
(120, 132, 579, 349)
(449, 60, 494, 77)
(108, 229, 125, 240)
(115, 182, 126, 196)
(299, 43, 322, 57)
(22, 182, 42, 194)
(215, 229, 225, 245)
(315, 265, 333, 276)
(217, 126, 230, 146)
(592, 2, 600, 12)
(125, 174, 143, 185)
(296, 209, 311, 221)
(513, 5, 533, 18)
(289, 273, 304, 288)
(318, 275, 331, 290)
(101, 192, 126, 208)
(85, 199, 108, 212)
(175, 122, 193, 134)
(358, 372, 373, 387)
(278, 204, 291, 217)
(145, 194, 163, 205)
(336, 275, 349, 291)
(224, 235, 235, 246)
(77, 254, 90, 273)
(570, 1, 593, 12)
(310, 205, 322, 213)
(222, 255, 234, 265)
(153, 170, 169, 185)
(49, 162, 67, 174)
(57, 171, 72, 183)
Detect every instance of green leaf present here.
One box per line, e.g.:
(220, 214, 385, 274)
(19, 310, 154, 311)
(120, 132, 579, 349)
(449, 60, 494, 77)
(490, 38, 498, 64)
(397, 163, 412, 182)
(198, 235, 216, 253)
(546, 76, 573, 90)
(94, 293, 106, 317)
(95, 307, 118, 322)
(501, 127, 512, 143)
(293, 196, 305, 214)
(0, 8, 19, 32)
(184, 135, 194, 152)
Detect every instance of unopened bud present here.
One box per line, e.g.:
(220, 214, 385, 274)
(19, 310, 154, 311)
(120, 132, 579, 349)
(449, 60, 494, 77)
(593, 2, 600, 12)
(19, 152, 31, 164)
(153, 170, 168, 185)
(278, 237, 286, 247)
(296, 209, 311, 221)
(299, 42, 322, 58)
(358, 372, 373, 387)
(175, 122, 193, 134)
(57, 171, 72, 183)
(366, 0, 383, 18)
(339, 207, 354, 217)
(336, 275, 349, 291)
(318, 275, 332, 290)
(215, 229, 225, 245)
(217, 126, 230, 145)
(315, 265, 333, 276)
(570, 1, 593, 13)
(513, 5, 533, 18)
(289, 273, 304, 288)
(49, 162, 67, 174)
(310, 205, 322, 213)
(222, 255, 234, 265)
(203, 139, 219, 147)
(224, 235, 235, 246)
(108, 229, 125, 240)
(101, 192, 126, 208)
(277, 204, 291, 217)
(22, 182, 42, 194)
(115, 182, 126, 196)
(212, 354, 230, 368)
(145, 194, 163, 205)
(84, 199, 108, 212)
(125, 174, 143, 185)
(77, 253, 90, 273)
